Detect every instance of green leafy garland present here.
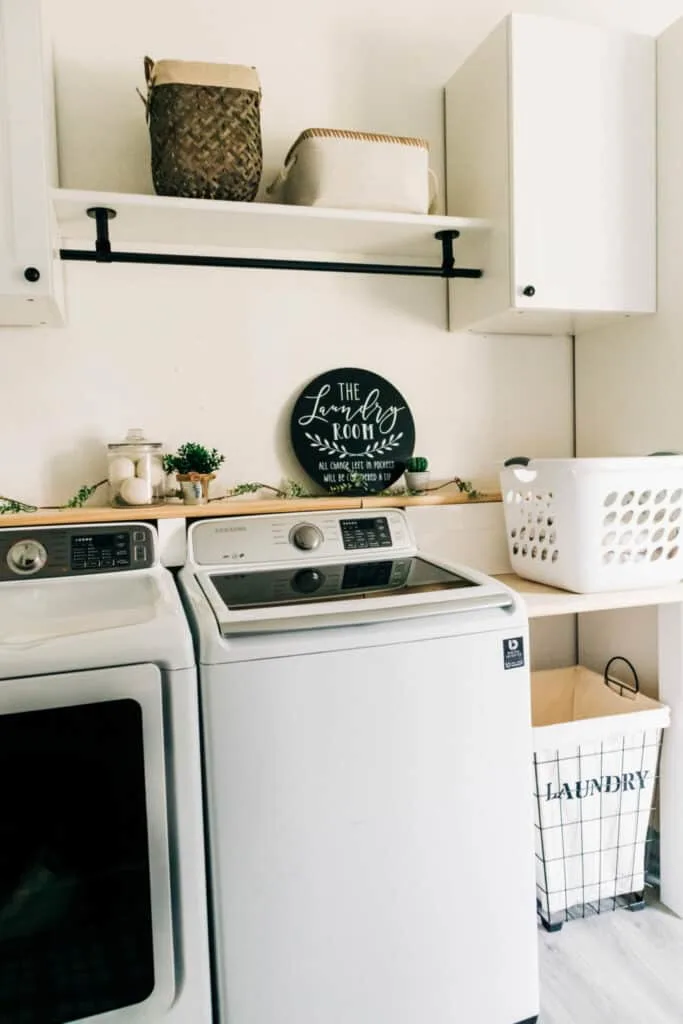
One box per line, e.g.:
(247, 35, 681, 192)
(0, 475, 479, 515)
(0, 479, 108, 515)
(221, 476, 479, 500)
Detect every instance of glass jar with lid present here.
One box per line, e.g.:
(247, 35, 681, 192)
(107, 428, 165, 506)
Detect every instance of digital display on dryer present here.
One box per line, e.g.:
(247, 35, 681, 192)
(71, 533, 130, 571)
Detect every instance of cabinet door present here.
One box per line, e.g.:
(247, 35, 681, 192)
(510, 15, 655, 316)
(0, 0, 63, 326)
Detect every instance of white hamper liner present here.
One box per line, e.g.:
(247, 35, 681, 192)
(532, 660, 669, 932)
(501, 455, 683, 593)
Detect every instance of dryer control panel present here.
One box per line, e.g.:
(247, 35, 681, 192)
(0, 523, 156, 580)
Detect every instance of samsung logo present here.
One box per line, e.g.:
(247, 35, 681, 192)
(215, 526, 248, 533)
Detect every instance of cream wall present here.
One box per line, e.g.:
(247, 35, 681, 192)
(0, 0, 679, 505)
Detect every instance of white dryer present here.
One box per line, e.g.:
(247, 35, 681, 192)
(179, 509, 539, 1024)
(0, 522, 212, 1024)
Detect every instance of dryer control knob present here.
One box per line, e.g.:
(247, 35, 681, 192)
(290, 523, 323, 551)
(7, 539, 47, 575)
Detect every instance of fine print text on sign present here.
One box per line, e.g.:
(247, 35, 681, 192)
(290, 368, 415, 495)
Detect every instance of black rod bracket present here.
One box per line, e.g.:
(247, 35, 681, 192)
(86, 206, 116, 262)
(435, 229, 459, 277)
(61, 207, 484, 280)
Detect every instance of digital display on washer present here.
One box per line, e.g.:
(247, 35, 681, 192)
(71, 532, 130, 571)
(340, 517, 391, 550)
(209, 557, 479, 610)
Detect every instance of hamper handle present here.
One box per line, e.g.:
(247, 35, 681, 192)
(504, 457, 530, 467)
(604, 656, 640, 698)
(144, 56, 156, 87)
(266, 153, 298, 197)
(649, 451, 683, 457)
(136, 57, 156, 121)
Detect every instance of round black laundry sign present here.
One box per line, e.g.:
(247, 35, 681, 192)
(291, 368, 415, 495)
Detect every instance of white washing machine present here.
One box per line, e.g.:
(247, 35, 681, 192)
(0, 522, 212, 1024)
(179, 509, 539, 1024)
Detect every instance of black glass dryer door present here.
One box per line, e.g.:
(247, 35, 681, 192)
(0, 664, 174, 1024)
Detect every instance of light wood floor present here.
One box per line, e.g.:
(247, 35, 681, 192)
(539, 901, 683, 1023)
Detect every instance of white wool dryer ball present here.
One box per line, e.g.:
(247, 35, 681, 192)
(109, 456, 136, 486)
(119, 476, 153, 506)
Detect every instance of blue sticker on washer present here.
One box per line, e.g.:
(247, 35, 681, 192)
(503, 637, 525, 670)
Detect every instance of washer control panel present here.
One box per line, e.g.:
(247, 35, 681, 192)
(0, 524, 155, 581)
(190, 509, 415, 567)
(340, 516, 392, 551)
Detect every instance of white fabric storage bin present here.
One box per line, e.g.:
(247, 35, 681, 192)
(267, 128, 434, 214)
(501, 455, 683, 593)
(532, 664, 669, 930)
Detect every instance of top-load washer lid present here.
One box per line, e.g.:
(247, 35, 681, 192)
(197, 556, 514, 636)
(208, 556, 477, 611)
(187, 509, 516, 635)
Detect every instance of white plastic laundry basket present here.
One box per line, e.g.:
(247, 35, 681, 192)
(532, 660, 669, 931)
(501, 456, 683, 593)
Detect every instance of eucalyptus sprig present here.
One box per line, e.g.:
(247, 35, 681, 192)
(408, 475, 479, 499)
(0, 496, 38, 514)
(0, 479, 109, 515)
(62, 480, 108, 508)
(218, 479, 315, 501)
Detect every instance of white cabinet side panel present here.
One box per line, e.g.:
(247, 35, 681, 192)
(575, 16, 683, 458)
(510, 15, 655, 316)
(444, 20, 511, 332)
(0, 0, 62, 325)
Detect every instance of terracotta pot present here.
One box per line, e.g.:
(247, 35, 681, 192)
(177, 472, 216, 504)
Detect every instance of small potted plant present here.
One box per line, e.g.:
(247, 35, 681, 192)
(163, 442, 226, 504)
(405, 456, 430, 493)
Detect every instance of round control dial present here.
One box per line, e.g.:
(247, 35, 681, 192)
(7, 539, 48, 576)
(290, 523, 323, 552)
(292, 568, 325, 595)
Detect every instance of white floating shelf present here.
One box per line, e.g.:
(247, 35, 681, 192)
(53, 188, 489, 263)
(497, 573, 683, 618)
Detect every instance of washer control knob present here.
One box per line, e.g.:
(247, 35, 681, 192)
(290, 523, 323, 551)
(7, 539, 47, 575)
(292, 568, 324, 594)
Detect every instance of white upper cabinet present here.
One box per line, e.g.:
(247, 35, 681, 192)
(445, 15, 656, 336)
(0, 0, 63, 326)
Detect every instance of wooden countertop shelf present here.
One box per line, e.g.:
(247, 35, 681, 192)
(0, 487, 501, 529)
(497, 573, 683, 618)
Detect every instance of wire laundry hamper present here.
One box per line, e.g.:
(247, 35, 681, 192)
(501, 455, 683, 593)
(532, 659, 669, 932)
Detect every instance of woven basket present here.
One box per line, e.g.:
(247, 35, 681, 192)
(143, 57, 263, 202)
